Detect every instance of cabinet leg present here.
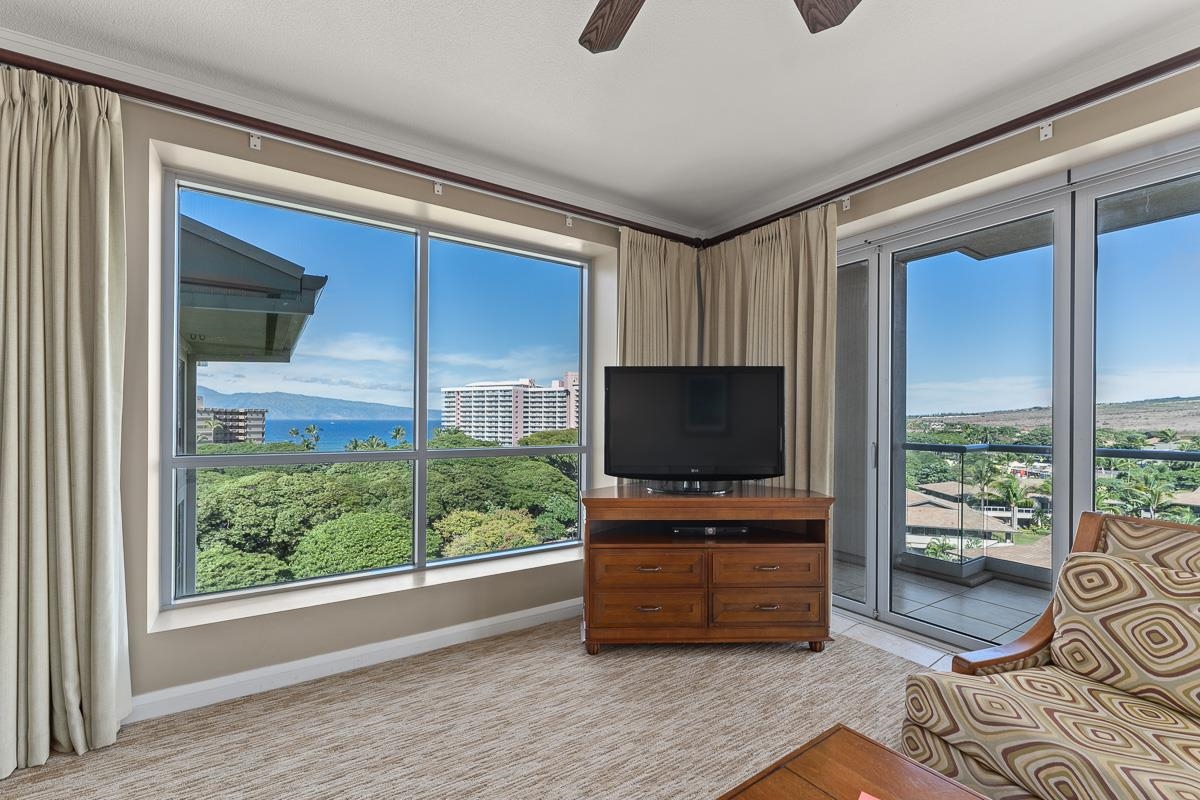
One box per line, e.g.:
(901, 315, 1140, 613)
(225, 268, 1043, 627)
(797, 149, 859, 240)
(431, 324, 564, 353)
(585, 642, 601, 655)
(808, 640, 825, 653)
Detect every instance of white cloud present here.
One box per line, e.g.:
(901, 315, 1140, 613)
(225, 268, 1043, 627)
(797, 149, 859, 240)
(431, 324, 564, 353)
(199, 354, 414, 409)
(196, 341, 579, 412)
(297, 332, 413, 364)
(907, 375, 1051, 416)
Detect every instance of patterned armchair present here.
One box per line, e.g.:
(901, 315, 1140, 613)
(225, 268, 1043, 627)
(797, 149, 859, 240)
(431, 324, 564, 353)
(901, 512, 1200, 800)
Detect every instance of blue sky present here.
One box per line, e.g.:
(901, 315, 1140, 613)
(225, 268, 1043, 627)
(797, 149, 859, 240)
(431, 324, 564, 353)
(905, 240, 1053, 416)
(905, 210, 1200, 416)
(181, 188, 581, 412)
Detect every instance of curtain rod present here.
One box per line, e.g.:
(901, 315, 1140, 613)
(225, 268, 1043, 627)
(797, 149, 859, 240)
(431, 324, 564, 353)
(0, 47, 703, 248)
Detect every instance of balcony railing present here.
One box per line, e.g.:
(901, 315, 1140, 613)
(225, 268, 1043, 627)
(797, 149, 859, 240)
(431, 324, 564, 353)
(900, 440, 1200, 579)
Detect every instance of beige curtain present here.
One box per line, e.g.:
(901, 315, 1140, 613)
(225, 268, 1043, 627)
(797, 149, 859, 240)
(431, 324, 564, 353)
(0, 67, 130, 779)
(617, 227, 700, 366)
(699, 204, 837, 492)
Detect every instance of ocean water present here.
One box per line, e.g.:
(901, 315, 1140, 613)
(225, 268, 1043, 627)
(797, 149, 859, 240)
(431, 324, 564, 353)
(265, 419, 440, 452)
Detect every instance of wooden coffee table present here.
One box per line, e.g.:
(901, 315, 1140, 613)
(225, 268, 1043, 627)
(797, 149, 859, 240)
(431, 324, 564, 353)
(717, 724, 986, 799)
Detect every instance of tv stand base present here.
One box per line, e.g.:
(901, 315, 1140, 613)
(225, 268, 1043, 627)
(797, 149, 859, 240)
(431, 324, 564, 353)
(644, 479, 734, 495)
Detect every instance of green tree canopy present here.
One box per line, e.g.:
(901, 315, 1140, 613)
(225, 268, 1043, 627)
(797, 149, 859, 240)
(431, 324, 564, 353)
(195, 543, 291, 593)
(290, 511, 413, 579)
(517, 429, 579, 482)
(435, 508, 542, 559)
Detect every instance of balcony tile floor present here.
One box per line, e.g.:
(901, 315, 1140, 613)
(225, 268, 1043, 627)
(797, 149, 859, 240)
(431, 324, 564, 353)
(833, 559, 1051, 645)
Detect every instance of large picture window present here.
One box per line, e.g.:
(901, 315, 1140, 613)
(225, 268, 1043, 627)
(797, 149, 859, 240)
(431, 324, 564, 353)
(164, 181, 585, 600)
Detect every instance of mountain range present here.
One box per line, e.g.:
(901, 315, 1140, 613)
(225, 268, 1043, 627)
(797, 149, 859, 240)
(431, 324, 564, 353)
(197, 386, 440, 421)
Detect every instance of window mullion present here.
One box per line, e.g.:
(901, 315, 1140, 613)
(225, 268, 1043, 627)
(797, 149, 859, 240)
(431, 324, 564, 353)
(414, 228, 431, 570)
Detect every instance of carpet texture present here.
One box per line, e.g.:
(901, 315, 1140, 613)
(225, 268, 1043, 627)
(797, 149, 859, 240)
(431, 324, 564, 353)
(5, 619, 923, 799)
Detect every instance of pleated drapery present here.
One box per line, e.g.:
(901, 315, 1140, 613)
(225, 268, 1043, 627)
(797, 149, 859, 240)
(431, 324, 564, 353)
(617, 227, 700, 366)
(699, 205, 838, 493)
(0, 66, 131, 780)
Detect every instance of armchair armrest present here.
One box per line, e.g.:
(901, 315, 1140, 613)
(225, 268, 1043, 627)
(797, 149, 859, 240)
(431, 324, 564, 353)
(952, 608, 1054, 676)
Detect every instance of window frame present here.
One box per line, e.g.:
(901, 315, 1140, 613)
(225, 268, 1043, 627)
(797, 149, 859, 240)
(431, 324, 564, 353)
(159, 172, 590, 609)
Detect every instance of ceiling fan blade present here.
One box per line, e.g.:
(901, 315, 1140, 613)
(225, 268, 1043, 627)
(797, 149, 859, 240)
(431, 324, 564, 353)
(579, 0, 647, 53)
(793, 0, 863, 33)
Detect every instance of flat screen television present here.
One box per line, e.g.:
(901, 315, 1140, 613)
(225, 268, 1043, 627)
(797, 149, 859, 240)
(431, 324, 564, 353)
(604, 366, 785, 486)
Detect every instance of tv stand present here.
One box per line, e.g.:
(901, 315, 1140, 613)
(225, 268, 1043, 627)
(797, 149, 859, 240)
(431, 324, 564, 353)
(644, 479, 734, 495)
(581, 484, 834, 655)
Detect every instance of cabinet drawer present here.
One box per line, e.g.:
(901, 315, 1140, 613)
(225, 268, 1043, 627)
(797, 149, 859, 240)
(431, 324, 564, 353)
(711, 548, 824, 587)
(711, 589, 823, 625)
(591, 591, 706, 627)
(590, 550, 705, 588)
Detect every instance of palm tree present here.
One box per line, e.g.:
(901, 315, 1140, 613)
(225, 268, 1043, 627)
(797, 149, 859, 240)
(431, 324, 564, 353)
(986, 474, 1035, 536)
(1130, 474, 1175, 519)
(964, 454, 1002, 503)
(1095, 482, 1128, 514)
(1158, 428, 1179, 446)
(391, 426, 408, 448)
(199, 417, 224, 443)
(289, 424, 322, 451)
(363, 434, 388, 450)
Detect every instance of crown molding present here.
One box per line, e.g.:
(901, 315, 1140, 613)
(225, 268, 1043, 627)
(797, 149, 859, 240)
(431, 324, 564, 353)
(0, 27, 703, 242)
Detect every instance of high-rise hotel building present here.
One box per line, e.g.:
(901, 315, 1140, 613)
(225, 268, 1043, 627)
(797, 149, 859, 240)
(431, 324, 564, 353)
(442, 372, 580, 446)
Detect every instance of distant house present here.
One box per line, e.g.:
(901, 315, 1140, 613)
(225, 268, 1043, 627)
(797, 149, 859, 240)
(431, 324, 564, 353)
(1170, 488, 1200, 511)
(905, 489, 1018, 540)
(916, 479, 1050, 525)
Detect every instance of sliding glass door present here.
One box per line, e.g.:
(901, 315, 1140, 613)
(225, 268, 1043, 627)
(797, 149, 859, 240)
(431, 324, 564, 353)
(832, 254, 875, 612)
(832, 147, 1200, 647)
(878, 198, 1071, 648)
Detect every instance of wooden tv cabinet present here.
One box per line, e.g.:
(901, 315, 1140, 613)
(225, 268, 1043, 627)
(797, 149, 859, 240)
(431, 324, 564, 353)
(581, 484, 834, 655)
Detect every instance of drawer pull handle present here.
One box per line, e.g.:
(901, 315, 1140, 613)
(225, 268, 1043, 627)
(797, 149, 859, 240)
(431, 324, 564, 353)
(754, 565, 781, 572)
(636, 605, 663, 613)
(754, 604, 782, 611)
(634, 566, 664, 573)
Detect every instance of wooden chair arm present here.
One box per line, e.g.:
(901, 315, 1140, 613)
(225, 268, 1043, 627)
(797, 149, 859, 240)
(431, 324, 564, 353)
(952, 607, 1054, 675)
(953, 512, 1109, 675)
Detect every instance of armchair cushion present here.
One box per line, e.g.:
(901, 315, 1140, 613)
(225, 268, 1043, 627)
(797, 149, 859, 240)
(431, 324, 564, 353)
(905, 666, 1200, 800)
(1100, 516, 1200, 571)
(1051, 552, 1200, 717)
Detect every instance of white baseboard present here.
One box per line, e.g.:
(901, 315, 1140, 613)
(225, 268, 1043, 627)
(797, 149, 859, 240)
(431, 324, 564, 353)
(125, 597, 583, 724)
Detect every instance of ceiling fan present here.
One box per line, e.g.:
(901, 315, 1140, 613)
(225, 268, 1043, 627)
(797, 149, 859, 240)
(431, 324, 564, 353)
(579, 0, 864, 54)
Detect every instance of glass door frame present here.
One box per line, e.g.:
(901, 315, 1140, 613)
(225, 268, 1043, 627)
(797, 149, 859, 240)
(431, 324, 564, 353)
(872, 192, 1075, 650)
(832, 244, 880, 618)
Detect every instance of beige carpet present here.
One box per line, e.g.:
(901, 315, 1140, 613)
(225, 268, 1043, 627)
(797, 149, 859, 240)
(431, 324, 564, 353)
(5, 619, 924, 799)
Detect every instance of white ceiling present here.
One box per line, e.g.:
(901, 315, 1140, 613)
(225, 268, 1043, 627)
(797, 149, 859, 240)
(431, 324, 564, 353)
(3, 0, 1200, 238)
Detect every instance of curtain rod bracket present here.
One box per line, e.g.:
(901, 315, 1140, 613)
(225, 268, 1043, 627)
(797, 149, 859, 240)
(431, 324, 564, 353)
(1039, 121, 1054, 142)
(840, 196, 851, 212)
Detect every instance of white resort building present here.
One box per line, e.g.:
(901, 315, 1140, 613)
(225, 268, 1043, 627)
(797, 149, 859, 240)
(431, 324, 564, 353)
(441, 372, 580, 446)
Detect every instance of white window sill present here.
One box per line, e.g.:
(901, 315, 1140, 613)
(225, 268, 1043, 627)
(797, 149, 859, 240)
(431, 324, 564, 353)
(149, 545, 583, 633)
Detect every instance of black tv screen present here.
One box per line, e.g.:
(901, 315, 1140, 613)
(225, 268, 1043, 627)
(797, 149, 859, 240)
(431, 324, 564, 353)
(604, 366, 785, 481)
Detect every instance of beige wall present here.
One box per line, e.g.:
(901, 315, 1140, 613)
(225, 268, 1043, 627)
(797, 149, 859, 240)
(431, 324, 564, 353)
(838, 66, 1200, 238)
(120, 103, 618, 695)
